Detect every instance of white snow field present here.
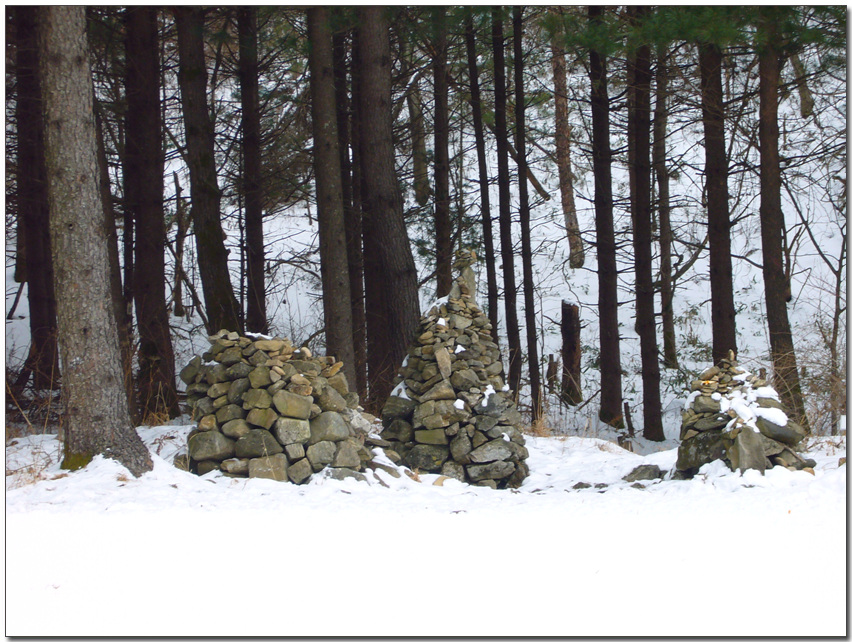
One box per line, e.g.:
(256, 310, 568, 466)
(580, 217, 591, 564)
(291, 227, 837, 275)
(5, 420, 846, 637)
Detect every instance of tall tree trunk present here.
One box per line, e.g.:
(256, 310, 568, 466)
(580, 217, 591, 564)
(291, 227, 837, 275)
(513, 7, 541, 420)
(238, 7, 267, 334)
(125, 6, 180, 421)
(654, 46, 678, 369)
(699, 42, 738, 364)
(464, 11, 500, 338)
(408, 76, 430, 207)
(357, 7, 421, 412)
(13, 6, 60, 391)
(335, 24, 368, 400)
(627, 8, 664, 441)
(38, 5, 152, 476)
(174, 7, 241, 334)
(561, 300, 582, 406)
(550, 35, 585, 269)
(432, 7, 453, 298)
(588, 5, 623, 428)
(757, 15, 808, 430)
(492, 8, 522, 398)
(308, 7, 357, 385)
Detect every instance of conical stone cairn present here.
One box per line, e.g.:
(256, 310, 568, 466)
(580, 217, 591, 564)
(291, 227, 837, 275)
(378, 250, 530, 489)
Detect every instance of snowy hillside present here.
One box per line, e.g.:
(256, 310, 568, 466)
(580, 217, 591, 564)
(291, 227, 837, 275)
(5, 420, 847, 637)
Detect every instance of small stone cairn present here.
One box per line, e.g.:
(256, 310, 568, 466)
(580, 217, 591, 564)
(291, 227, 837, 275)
(178, 331, 374, 484)
(675, 351, 813, 477)
(378, 250, 530, 489)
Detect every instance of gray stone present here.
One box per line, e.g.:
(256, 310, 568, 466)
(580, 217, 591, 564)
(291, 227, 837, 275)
(434, 346, 453, 380)
(246, 407, 278, 430)
(622, 464, 664, 482)
(242, 388, 272, 409)
(221, 418, 252, 439)
(382, 396, 416, 425)
(406, 444, 449, 472)
(468, 439, 513, 463)
(272, 389, 312, 420)
(694, 414, 730, 431)
(179, 356, 202, 385)
(755, 416, 807, 446)
(480, 391, 511, 418)
(317, 386, 347, 413)
(450, 368, 480, 392)
(382, 418, 413, 442)
(448, 313, 472, 331)
(249, 454, 288, 481)
(220, 458, 250, 475)
(441, 460, 466, 482)
(197, 415, 218, 432)
(727, 427, 766, 473)
(275, 417, 311, 446)
(227, 377, 251, 404)
(205, 364, 229, 384)
(676, 429, 725, 472)
(324, 468, 368, 483)
(287, 457, 313, 484)
(309, 411, 349, 444)
(225, 361, 253, 381)
(419, 380, 456, 402)
(414, 428, 449, 445)
(193, 396, 216, 418)
(217, 347, 243, 366)
(235, 429, 284, 458)
(215, 403, 245, 425)
(207, 381, 231, 398)
(188, 431, 235, 462)
(332, 441, 362, 468)
(307, 440, 337, 470)
(467, 460, 515, 482)
(327, 372, 349, 397)
(196, 460, 220, 476)
(692, 395, 722, 414)
(285, 442, 306, 460)
(449, 432, 472, 463)
(248, 366, 272, 388)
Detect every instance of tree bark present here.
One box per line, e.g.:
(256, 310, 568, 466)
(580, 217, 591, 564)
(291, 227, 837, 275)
(758, 14, 808, 430)
(699, 42, 738, 364)
(464, 11, 500, 338)
(513, 7, 541, 420)
(550, 34, 584, 269)
(492, 8, 522, 399)
(238, 7, 268, 334)
(627, 8, 664, 441)
(174, 6, 241, 334)
(356, 7, 421, 412)
(13, 6, 60, 391)
(125, 6, 180, 421)
(308, 7, 357, 385)
(432, 7, 453, 298)
(588, 6, 623, 429)
(561, 300, 582, 406)
(38, 5, 152, 476)
(654, 46, 678, 369)
(333, 24, 368, 399)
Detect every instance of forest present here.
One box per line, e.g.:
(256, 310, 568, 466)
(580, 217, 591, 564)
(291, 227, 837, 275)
(4, 6, 847, 473)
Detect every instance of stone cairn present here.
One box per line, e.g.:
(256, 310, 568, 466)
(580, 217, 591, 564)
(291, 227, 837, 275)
(675, 351, 813, 478)
(377, 250, 530, 489)
(178, 331, 374, 484)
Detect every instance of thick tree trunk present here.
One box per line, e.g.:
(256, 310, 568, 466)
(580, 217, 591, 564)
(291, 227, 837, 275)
(654, 47, 678, 369)
(550, 37, 584, 269)
(408, 77, 430, 207)
(335, 25, 368, 400)
(125, 6, 180, 421)
(561, 300, 582, 406)
(699, 42, 738, 364)
(174, 7, 241, 334)
(492, 9, 522, 399)
(432, 7, 453, 298)
(308, 7, 357, 385)
(758, 19, 808, 430)
(38, 5, 152, 476)
(627, 10, 664, 441)
(238, 7, 268, 334)
(513, 7, 542, 420)
(356, 7, 421, 412)
(464, 11, 500, 338)
(13, 6, 60, 391)
(588, 6, 623, 429)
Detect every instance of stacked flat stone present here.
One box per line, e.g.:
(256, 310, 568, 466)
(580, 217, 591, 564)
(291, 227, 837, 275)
(179, 331, 373, 484)
(676, 351, 812, 477)
(379, 250, 530, 489)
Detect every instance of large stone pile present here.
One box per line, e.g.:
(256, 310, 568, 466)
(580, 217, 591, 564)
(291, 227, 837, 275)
(675, 351, 813, 477)
(378, 250, 530, 489)
(178, 331, 374, 483)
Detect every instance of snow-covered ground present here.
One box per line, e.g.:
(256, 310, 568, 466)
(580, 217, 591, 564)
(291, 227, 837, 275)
(6, 419, 846, 637)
